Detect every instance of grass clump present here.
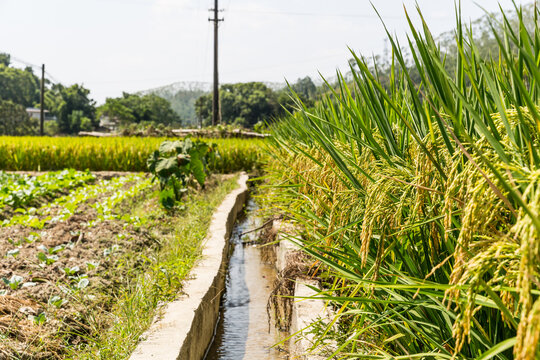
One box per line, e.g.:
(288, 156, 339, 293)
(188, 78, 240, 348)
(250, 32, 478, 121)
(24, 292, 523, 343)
(267, 4, 540, 360)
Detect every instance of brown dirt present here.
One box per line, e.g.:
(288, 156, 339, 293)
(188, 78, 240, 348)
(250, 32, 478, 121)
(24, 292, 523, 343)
(0, 173, 230, 359)
(0, 177, 157, 359)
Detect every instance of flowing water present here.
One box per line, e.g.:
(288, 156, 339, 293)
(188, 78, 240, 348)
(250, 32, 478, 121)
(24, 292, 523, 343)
(204, 198, 288, 360)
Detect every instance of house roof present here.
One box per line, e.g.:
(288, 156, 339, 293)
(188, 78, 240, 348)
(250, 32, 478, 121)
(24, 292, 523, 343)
(26, 107, 49, 114)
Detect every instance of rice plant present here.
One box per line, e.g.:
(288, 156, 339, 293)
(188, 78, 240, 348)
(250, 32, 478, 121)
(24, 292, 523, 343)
(0, 136, 264, 173)
(267, 3, 540, 359)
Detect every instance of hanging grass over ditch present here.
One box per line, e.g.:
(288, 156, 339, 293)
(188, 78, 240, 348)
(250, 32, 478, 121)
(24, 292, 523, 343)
(267, 4, 540, 360)
(0, 136, 264, 173)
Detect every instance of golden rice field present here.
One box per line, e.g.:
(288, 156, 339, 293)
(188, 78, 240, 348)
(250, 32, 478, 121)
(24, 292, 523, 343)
(0, 136, 265, 173)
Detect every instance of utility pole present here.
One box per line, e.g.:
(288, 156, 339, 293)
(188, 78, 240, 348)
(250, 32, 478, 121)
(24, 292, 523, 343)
(40, 64, 45, 136)
(209, 0, 223, 126)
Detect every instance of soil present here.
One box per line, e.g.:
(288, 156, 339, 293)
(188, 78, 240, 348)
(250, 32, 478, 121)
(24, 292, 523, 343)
(0, 174, 160, 359)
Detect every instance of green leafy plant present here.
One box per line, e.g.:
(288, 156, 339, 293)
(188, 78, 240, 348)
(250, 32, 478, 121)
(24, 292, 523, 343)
(48, 295, 67, 308)
(86, 261, 99, 271)
(37, 252, 58, 265)
(2, 275, 23, 290)
(147, 137, 216, 208)
(24, 233, 39, 243)
(38, 244, 64, 255)
(75, 277, 89, 290)
(33, 312, 47, 326)
(6, 249, 19, 258)
(63, 266, 80, 277)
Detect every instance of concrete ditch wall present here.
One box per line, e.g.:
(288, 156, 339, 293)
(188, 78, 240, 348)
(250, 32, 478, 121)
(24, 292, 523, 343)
(130, 173, 249, 360)
(272, 220, 336, 360)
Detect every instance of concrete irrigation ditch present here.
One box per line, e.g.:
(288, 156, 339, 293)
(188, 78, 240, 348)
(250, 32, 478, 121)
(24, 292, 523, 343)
(130, 173, 332, 360)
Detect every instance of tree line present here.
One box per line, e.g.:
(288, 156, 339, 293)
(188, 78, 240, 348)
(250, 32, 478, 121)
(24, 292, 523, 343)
(194, 77, 319, 128)
(0, 53, 321, 135)
(0, 4, 534, 135)
(0, 53, 181, 136)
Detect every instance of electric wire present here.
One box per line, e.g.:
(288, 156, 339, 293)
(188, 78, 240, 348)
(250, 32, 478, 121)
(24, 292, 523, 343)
(9, 55, 63, 85)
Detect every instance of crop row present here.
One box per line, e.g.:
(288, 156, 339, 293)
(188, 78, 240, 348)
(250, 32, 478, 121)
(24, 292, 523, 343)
(3, 174, 153, 289)
(0, 137, 265, 173)
(3, 174, 147, 228)
(0, 169, 95, 211)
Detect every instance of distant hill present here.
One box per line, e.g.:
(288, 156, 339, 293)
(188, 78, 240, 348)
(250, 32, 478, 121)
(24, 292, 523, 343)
(138, 82, 210, 126)
(139, 81, 288, 126)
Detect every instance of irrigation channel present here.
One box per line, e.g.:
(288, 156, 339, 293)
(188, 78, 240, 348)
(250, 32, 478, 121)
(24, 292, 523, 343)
(204, 198, 288, 360)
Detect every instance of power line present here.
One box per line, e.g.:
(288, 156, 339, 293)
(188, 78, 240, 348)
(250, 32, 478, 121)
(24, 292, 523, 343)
(10, 56, 40, 69)
(83, 53, 347, 86)
(9, 55, 63, 84)
(230, 9, 401, 19)
(93, 0, 399, 20)
(44, 71, 62, 85)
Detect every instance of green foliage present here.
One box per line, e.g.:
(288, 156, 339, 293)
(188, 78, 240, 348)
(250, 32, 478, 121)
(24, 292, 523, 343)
(68, 110, 93, 133)
(2, 174, 148, 229)
(277, 76, 318, 111)
(438, 3, 538, 71)
(2, 275, 23, 290)
(155, 88, 207, 127)
(0, 63, 40, 107)
(0, 53, 10, 67)
(268, 3, 540, 360)
(45, 83, 96, 134)
(0, 99, 38, 135)
(147, 138, 216, 208)
(195, 79, 321, 127)
(0, 169, 95, 211)
(196, 82, 279, 127)
(98, 92, 180, 127)
(80, 116, 93, 132)
(0, 52, 99, 136)
(72, 176, 239, 359)
(252, 121, 267, 133)
(44, 120, 59, 136)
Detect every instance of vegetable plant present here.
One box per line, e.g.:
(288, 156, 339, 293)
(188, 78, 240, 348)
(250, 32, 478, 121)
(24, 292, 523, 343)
(147, 137, 216, 208)
(48, 295, 67, 308)
(6, 249, 19, 258)
(2, 275, 23, 290)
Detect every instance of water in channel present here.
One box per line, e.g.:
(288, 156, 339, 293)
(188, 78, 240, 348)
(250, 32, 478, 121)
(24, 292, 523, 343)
(204, 198, 287, 360)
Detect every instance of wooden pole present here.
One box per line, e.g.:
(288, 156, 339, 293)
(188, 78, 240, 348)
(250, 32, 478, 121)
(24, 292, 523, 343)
(40, 64, 45, 136)
(209, 0, 223, 126)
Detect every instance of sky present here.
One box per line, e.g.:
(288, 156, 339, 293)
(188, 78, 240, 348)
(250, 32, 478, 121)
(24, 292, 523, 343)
(0, 0, 531, 104)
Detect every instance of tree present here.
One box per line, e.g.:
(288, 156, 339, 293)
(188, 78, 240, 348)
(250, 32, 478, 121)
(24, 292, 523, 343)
(0, 64, 40, 107)
(195, 82, 279, 127)
(194, 94, 212, 127)
(0, 100, 38, 135)
(277, 76, 319, 113)
(46, 84, 96, 134)
(98, 93, 180, 127)
(348, 3, 539, 91)
(438, 3, 538, 67)
(291, 76, 317, 100)
(0, 53, 10, 67)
